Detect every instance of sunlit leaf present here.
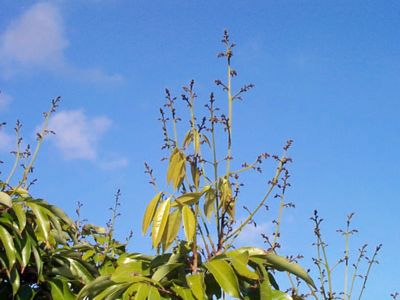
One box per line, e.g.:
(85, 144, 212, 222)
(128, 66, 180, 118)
(0, 191, 12, 208)
(152, 198, 170, 248)
(0, 224, 16, 270)
(162, 209, 181, 250)
(182, 205, 195, 242)
(142, 192, 162, 235)
(187, 273, 206, 300)
(204, 259, 240, 298)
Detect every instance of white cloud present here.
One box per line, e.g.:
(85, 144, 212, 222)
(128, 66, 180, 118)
(0, 129, 14, 152)
(99, 157, 129, 170)
(0, 3, 123, 84)
(47, 110, 111, 160)
(237, 221, 271, 246)
(0, 92, 12, 110)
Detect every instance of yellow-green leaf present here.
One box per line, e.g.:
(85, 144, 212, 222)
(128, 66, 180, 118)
(152, 198, 170, 248)
(203, 187, 216, 220)
(142, 192, 162, 235)
(182, 205, 195, 242)
(162, 209, 181, 250)
(12, 203, 26, 233)
(0, 224, 16, 270)
(0, 191, 12, 208)
(265, 252, 315, 288)
(204, 259, 240, 298)
(26, 202, 50, 243)
(173, 192, 203, 207)
(230, 251, 258, 280)
(186, 273, 206, 300)
(167, 148, 186, 190)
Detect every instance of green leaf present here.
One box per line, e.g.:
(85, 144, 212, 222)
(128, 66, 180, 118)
(187, 273, 206, 300)
(0, 224, 16, 270)
(26, 202, 50, 243)
(172, 285, 196, 300)
(9, 266, 20, 296)
(12, 203, 26, 233)
(31, 245, 43, 280)
(142, 192, 162, 235)
(265, 252, 315, 287)
(49, 279, 75, 300)
(68, 257, 95, 283)
(135, 283, 149, 300)
(204, 259, 240, 298)
(182, 205, 195, 242)
(152, 198, 170, 248)
(20, 234, 32, 272)
(77, 276, 114, 299)
(162, 209, 181, 250)
(0, 191, 12, 208)
(152, 263, 182, 282)
(148, 286, 161, 300)
(230, 251, 258, 280)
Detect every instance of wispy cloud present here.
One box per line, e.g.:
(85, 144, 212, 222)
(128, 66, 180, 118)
(0, 129, 14, 152)
(0, 91, 12, 110)
(99, 157, 130, 170)
(237, 221, 271, 246)
(47, 110, 112, 160)
(0, 3, 123, 84)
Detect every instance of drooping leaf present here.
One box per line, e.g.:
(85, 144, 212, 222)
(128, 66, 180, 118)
(271, 290, 293, 300)
(172, 284, 196, 300)
(167, 148, 186, 190)
(265, 252, 315, 288)
(162, 209, 181, 250)
(182, 205, 195, 242)
(12, 203, 26, 233)
(49, 279, 75, 300)
(26, 202, 50, 243)
(204, 259, 240, 298)
(152, 198, 170, 248)
(20, 234, 32, 272)
(187, 273, 206, 300)
(142, 192, 162, 235)
(203, 187, 216, 220)
(9, 266, 20, 296)
(77, 276, 114, 299)
(0, 224, 16, 270)
(151, 263, 182, 282)
(0, 191, 12, 208)
(230, 251, 258, 280)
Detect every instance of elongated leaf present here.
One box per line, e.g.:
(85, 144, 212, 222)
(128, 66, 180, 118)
(77, 276, 114, 299)
(135, 283, 149, 300)
(187, 273, 206, 300)
(0, 191, 12, 208)
(204, 259, 240, 298)
(271, 290, 293, 300)
(265, 252, 315, 287)
(148, 286, 161, 300)
(68, 258, 95, 283)
(162, 209, 181, 250)
(173, 192, 203, 207)
(172, 285, 196, 300)
(230, 251, 258, 280)
(152, 199, 170, 248)
(49, 279, 75, 300)
(167, 148, 186, 190)
(142, 192, 162, 235)
(12, 203, 26, 233)
(0, 224, 16, 270)
(9, 266, 20, 296)
(26, 202, 50, 242)
(182, 205, 195, 242)
(32, 244, 43, 280)
(93, 282, 130, 300)
(151, 263, 182, 282)
(21, 234, 32, 272)
(203, 187, 216, 220)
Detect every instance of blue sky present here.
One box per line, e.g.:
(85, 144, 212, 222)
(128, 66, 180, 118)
(0, 1, 399, 298)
